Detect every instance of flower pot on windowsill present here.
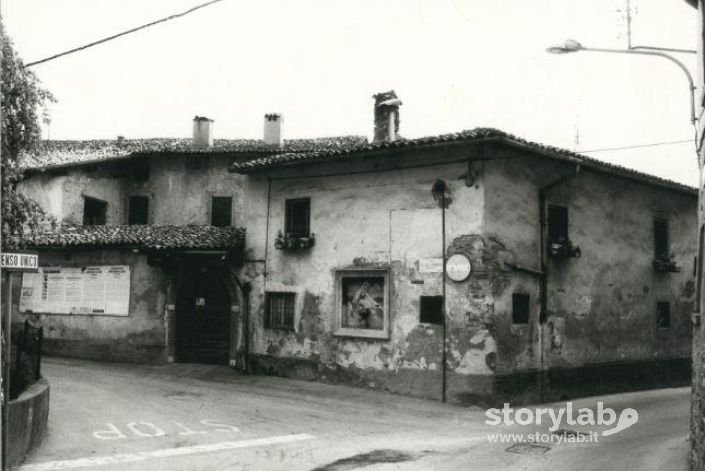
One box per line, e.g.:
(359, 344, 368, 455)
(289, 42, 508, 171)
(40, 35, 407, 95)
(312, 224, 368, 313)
(653, 256, 680, 273)
(548, 238, 581, 259)
(274, 231, 315, 251)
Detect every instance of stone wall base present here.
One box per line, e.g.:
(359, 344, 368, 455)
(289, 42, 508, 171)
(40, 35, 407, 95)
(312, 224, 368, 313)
(248, 354, 691, 406)
(43, 339, 166, 364)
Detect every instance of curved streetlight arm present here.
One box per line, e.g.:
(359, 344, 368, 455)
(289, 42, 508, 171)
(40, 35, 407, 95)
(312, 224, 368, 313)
(580, 46, 697, 124)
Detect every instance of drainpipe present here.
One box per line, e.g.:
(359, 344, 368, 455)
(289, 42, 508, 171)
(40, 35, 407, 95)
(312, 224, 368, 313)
(538, 164, 580, 401)
(242, 282, 251, 373)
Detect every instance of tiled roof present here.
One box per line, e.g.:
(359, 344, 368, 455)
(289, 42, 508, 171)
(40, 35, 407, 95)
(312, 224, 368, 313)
(15, 225, 246, 251)
(20, 136, 368, 170)
(231, 127, 696, 195)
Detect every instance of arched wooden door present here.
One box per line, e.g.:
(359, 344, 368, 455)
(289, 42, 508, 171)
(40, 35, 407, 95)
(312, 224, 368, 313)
(175, 264, 231, 365)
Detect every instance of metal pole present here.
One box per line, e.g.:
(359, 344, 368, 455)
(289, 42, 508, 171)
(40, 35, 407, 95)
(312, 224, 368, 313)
(582, 46, 697, 124)
(441, 192, 447, 403)
(2, 272, 12, 471)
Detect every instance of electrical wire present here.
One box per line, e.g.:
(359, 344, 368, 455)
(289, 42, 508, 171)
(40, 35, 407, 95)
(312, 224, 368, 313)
(24, 0, 225, 68)
(577, 139, 693, 153)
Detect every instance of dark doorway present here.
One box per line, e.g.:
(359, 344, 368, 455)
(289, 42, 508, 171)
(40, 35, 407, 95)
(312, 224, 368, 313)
(175, 263, 231, 365)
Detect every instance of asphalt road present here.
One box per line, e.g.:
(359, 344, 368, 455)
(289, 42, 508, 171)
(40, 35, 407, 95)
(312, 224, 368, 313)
(15, 358, 691, 471)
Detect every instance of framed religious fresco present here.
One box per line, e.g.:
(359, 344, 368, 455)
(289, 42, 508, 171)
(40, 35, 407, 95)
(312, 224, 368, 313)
(334, 269, 390, 339)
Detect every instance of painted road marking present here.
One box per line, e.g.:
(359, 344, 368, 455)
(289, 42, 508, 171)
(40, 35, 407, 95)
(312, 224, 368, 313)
(92, 420, 240, 440)
(19, 433, 316, 471)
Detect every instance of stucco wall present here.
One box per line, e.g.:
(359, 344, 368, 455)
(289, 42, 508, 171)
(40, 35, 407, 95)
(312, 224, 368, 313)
(484, 153, 697, 374)
(241, 147, 503, 401)
(19, 155, 248, 226)
(242, 144, 697, 403)
(12, 250, 168, 363)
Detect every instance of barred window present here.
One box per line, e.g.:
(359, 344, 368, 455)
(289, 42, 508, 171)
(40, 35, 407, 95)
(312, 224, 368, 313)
(265, 292, 295, 330)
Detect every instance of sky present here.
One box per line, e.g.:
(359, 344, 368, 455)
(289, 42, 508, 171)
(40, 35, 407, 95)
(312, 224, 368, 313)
(2, 0, 701, 186)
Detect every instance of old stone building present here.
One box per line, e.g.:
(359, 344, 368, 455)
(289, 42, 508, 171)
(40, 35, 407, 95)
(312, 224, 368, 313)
(13, 94, 697, 405)
(14, 116, 364, 365)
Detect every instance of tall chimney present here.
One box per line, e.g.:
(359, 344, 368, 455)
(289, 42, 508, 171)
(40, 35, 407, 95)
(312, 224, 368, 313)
(192, 116, 214, 149)
(263, 113, 283, 146)
(373, 90, 402, 143)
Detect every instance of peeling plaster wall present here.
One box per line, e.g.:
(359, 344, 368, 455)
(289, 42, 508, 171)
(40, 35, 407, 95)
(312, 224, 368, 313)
(484, 153, 697, 376)
(12, 250, 168, 363)
(241, 147, 499, 401)
(19, 155, 248, 226)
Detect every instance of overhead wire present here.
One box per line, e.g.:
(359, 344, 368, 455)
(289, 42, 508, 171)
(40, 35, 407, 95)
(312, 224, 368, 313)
(24, 0, 225, 68)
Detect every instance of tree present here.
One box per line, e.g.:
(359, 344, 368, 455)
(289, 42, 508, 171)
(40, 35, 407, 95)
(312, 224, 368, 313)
(1, 21, 56, 248)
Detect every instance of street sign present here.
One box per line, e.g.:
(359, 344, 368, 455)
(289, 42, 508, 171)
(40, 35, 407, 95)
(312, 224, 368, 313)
(1, 252, 39, 272)
(446, 254, 472, 282)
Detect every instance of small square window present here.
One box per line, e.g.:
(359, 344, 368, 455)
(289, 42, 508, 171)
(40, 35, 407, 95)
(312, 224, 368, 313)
(285, 198, 310, 237)
(547, 205, 569, 242)
(128, 196, 149, 225)
(512, 293, 530, 324)
(654, 219, 669, 259)
(83, 197, 107, 226)
(656, 301, 670, 329)
(211, 196, 233, 227)
(265, 292, 295, 330)
(419, 296, 444, 325)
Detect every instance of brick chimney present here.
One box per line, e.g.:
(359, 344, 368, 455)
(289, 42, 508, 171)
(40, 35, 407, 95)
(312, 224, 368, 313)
(373, 90, 402, 143)
(192, 116, 214, 149)
(264, 113, 283, 146)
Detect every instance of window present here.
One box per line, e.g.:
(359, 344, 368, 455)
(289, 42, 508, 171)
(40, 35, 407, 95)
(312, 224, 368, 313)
(656, 301, 671, 329)
(654, 219, 669, 259)
(419, 296, 444, 325)
(336, 269, 390, 339)
(547, 205, 569, 242)
(265, 292, 295, 330)
(131, 160, 150, 182)
(211, 196, 233, 227)
(83, 197, 107, 226)
(127, 196, 149, 225)
(512, 293, 530, 324)
(285, 198, 310, 237)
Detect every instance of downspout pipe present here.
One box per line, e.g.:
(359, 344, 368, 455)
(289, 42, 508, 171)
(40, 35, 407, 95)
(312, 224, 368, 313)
(537, 164, 581, 400)
(242, 281, 251, 373)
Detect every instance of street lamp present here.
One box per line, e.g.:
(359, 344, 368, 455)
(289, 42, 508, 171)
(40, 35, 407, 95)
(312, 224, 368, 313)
(546, 39, 697, 124)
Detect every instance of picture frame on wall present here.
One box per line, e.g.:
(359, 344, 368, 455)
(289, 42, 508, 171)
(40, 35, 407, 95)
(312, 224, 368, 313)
(334, 269, 390, 339)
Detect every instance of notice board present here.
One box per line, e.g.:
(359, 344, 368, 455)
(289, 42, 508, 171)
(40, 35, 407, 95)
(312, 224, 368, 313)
(19, 265, 131, 316)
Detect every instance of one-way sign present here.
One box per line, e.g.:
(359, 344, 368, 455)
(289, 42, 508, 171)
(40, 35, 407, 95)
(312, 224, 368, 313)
(0, 252, 39, 272)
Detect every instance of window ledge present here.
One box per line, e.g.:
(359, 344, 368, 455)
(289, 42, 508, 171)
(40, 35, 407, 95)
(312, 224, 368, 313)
(334, 328, 389, 340)
(275, 232, 315, 251)
(653, 257, 681, 273)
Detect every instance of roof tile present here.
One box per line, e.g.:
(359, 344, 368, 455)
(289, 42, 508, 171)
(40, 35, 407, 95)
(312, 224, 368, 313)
(231, 127, 696, 194)
(20, 136, 368, 170)
(15, 225, 245, 251)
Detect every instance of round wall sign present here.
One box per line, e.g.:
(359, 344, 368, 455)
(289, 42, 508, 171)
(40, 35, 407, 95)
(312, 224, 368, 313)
(446, 254, 472, 282)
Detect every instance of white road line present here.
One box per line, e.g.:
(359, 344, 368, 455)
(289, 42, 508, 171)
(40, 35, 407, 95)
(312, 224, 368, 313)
(18, 433, 316, 471)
